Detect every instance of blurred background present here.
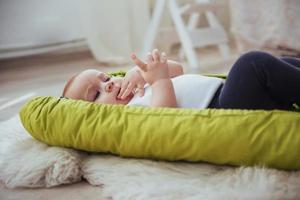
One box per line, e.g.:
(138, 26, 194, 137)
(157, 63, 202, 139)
(0, 0, 300, 198)
(1, 0, 300, 120)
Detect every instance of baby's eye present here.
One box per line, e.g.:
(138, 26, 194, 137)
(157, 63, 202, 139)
(94, 91, 100, 101)
(105, 77, 110, 82)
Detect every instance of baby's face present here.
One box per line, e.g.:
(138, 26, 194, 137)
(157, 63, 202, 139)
(64, 69, 133, 105)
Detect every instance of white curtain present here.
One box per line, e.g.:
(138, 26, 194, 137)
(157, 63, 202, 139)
(79, 0, 150, 65)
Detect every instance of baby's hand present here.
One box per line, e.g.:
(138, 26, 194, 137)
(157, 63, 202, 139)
(118, 67, 146, 99)
(131, 49, 170, 85)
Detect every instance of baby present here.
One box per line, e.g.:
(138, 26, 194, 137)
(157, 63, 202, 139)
(63, 50, 300, 110)
(62, 49, 223, 108)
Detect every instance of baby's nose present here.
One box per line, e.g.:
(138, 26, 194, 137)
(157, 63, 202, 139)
(105, 81, 120, 92)
(105, 82, 113, 92)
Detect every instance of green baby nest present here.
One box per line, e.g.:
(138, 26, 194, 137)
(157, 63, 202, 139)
(20, 95, 300, 170)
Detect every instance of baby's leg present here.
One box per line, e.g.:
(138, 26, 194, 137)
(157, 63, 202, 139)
(280, 57, 300, 69)
(218, 51, 300, 110)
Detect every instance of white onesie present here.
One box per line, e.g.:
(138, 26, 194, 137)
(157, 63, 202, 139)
(127, 74, 224, 109)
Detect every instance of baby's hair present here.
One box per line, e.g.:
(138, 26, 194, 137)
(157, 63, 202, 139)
(62, 73, 79, 97)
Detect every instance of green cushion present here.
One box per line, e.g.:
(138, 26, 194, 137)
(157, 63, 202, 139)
(20, 96, 300, 170)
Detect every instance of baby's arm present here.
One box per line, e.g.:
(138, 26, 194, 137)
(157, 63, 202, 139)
(131, 50, 177, 108)
(151, 78, 177, 108)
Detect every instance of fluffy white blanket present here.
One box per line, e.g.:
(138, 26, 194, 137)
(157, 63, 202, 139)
(0, 116, 300, 199)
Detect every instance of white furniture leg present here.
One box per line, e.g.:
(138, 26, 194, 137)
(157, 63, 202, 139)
(205, 11, 230, 61)
(169, 0, 200, 69)
(142, 0, 167, 56)
(179, 12, 200, 60)
(143, 0, 231, 71)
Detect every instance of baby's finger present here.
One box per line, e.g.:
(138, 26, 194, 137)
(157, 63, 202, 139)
(138, 87, 145, 97)
(131, 53, 147, 72)
(118, 81, 129, 98)
(161, 52, 167, 63)
(121, 82, 135, 99)
(136, 83, 145, 97)
(152, 49, 160, 62)
(147, 52, 154, 64)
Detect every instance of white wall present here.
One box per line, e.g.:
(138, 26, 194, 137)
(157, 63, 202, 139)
(0, 0, 85, 57)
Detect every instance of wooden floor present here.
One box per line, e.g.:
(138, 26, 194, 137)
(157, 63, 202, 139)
(0, 47, 237, 200)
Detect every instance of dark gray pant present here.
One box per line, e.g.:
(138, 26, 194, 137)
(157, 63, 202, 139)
(209, 51, 300, 110)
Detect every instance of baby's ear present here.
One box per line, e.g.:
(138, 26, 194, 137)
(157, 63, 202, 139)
(96, 72, 107, 81)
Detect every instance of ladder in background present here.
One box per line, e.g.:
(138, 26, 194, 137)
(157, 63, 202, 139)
(143, 0, 230, 71)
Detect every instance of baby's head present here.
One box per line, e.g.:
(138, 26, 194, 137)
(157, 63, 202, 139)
(62, 69, 133, 105)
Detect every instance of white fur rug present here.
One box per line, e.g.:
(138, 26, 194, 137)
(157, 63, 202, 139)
(1, 116, 300, 199)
